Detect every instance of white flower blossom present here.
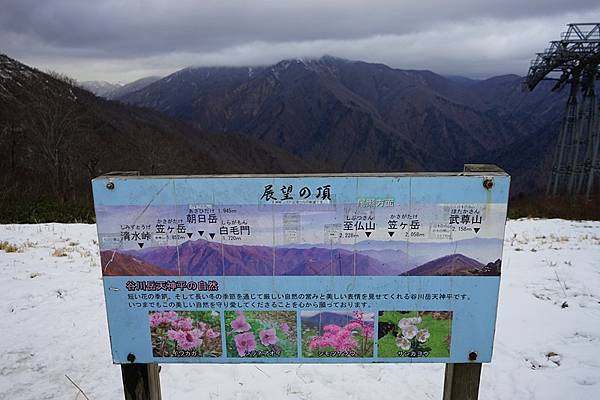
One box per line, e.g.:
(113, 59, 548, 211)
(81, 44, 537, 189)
(416, 329, 430, 343)
(398, 318, 412, 329)
(402, 325, 418, 339)
(396, 336, 411, 350)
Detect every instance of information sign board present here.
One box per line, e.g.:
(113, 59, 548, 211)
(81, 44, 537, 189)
(92, 170, 509, 364)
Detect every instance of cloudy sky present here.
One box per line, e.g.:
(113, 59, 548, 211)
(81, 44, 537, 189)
(2, 1, 600, 83)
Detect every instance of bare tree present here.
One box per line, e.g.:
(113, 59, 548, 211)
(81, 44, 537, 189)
(0, 120, 25, 173)
(27, 88, 86, 203)
(135, 127, 168, 174)
(45, 70, 79, 88)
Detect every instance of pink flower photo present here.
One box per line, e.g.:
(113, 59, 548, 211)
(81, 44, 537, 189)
(225, 311, 297, 358)
(149, 310, 222, 357)
(301, 311, 374, 358)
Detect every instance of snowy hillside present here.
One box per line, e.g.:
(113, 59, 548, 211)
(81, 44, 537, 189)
(1, 219, 599, 399)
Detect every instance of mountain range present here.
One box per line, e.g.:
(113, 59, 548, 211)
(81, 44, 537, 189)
(0, 54, 315, 221)
(400, 254, 486, 276)
(100, 251, 176, 276)
(104, 56, 566, 194)
(100, 237, 496, 277)
(284, 236, 502, 267)
(81, 76, 162, 100)
(121, 239, 395, 276)
(0, 53, 583, 222)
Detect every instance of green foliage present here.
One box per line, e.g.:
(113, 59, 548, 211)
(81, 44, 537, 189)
(301, 327, 319, 357)
(508, 193, 600, 220)
(0, 200, 95, 224)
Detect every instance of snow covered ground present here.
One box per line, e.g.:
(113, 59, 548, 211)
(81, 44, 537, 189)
(1, 219, 599, 400)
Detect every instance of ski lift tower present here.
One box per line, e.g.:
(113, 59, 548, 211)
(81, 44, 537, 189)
(525, 23, 600, 198)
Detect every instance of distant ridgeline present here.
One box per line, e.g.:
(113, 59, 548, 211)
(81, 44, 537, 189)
(1, 54, 598, 222)
(114, 56, 570, 196)
(0, 54, 314, 223)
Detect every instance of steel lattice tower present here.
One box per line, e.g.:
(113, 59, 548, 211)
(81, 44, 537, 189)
(525, 23, 600, 198)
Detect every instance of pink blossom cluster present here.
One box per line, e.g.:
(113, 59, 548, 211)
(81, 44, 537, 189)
(149, 311, 220, 351)
(149, 311, 178, 328)
(308, 312, 374, 353)
(167, 328, 201, 350)
(308, 324, 358, 351)
(230, 311, 280, 357)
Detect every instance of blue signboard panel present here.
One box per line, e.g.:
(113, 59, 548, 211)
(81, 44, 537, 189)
(92, 171, 510, 364)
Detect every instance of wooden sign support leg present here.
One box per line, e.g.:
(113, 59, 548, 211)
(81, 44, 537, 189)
(442, 363, 482, 400)
(121, 363, 162, 400)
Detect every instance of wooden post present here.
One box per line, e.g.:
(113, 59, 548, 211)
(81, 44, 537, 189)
(121, 363, 162, 400)
(442, 363, 482, 400)
(442, 162, 492, 400)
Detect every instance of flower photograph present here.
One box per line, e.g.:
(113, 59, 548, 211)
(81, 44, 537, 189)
(377, 311, 452, 358)
(149, 310, 222, 357)
(301, 311, 374, 358)
(224, 311, 297, 358)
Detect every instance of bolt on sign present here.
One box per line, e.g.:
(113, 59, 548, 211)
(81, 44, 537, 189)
(92, 167, 509, 364)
